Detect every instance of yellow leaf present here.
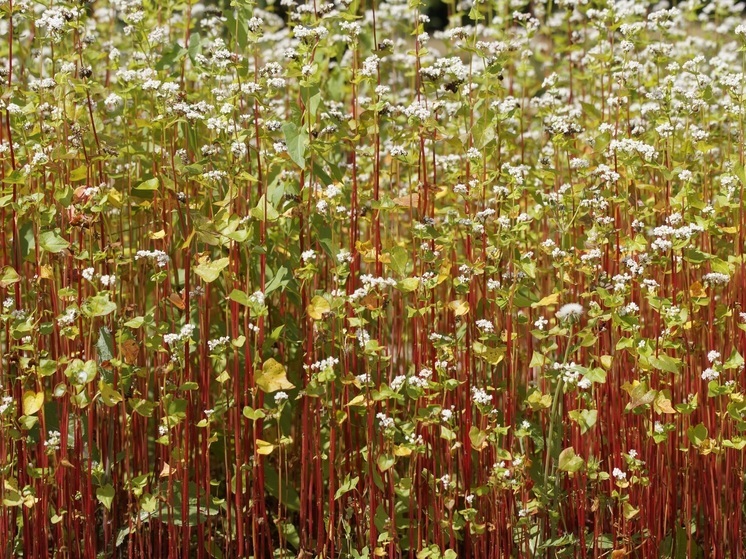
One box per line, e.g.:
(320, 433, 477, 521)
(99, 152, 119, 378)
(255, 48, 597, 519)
(654, 392, 676, 414)
(99, 381, 123, 407)
(394, 445, 412, 457)
(689, 281, 707, 298)
(449, 300, 470, 317)
(600, 355, 613, 369)
(531, 293, 559, 308)
(256, 358, 295, 393)
(160, 463, 171, 477)
(347, 394, 367, 407)
(256, 439, 275, 455)
(22, 391, 44, 416)
(307, 295, 330, 320)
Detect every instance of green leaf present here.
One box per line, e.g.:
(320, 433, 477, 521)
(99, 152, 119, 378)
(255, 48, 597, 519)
(265, 266, 289, 294)
(377, 454, 395, 472)
(282, 122, 308, 168)
(724, 349, 744, 370)
(687, 423, 708, 446)
(250, 194, 279, 222)
(124, 316, 145, 328)
(69, 165, 88, 182)
(387, 246, 409, 276)
(19, 221, 35, 261)
(0, 266, 20, 288)
(96, 484, 115, 511)
(188, 32, 202, 60)
(229, 289, 251, 306)
(39, 230, 69, 253)
(557, 447, 584, 473)
(334, 474, 359, 500)
(648, 354, 681, 374)
(568, 409, 597, 434)
(97, 327, 115, 362)
(82, 294, 117, 317)
(398, 277, 420, 292)
(134, 177, 159, 191)
(242, 406, 266, 421)
(194, 257, 229, 283)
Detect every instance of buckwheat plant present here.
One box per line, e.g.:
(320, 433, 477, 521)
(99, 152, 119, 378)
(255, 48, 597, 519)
(3, 0, 746, 557)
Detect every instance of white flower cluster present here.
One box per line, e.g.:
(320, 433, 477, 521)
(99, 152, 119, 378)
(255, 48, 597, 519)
(376, 413, 394, 429)
(556, 303, 583, 322)
(208, 336, 230, 352)
(472, 387, 492, 406)
(135, 249, 170, 268)
(164, 324, 195, 346)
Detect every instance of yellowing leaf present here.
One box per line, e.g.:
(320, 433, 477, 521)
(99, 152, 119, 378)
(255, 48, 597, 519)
(256, 358, 295, 393)
(689, 281, 707, 298)
(393, 193, 420, 209)
(531, 293, 559, 308)
(22, 391, 44, 416)
(347, 394, 368, 407)
(160, 463, 171, 477)
(449, 300, 470, 317)
(194, 256, 230, 283)
(99, 381, 124, 407)
(654, 392, 676, 414)
(307, 295, 330, 320)
(256, 439, 275, 455)
(394, 445, 412, 457)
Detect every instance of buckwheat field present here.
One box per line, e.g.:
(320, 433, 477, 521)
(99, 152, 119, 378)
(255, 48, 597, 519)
(2, 0, 746, 557)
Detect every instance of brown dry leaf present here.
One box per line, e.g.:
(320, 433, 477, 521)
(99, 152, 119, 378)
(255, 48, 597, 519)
(361, 293, 380, 310)
(167, 292, 186, 310)
(121, 339, 140, 364)
(393, 193, 420, 209)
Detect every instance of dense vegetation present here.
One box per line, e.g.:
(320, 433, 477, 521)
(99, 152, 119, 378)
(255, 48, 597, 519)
(2, 0, 746, 557)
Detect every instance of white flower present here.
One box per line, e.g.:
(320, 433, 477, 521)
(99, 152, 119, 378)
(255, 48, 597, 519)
(612, 467, 626, 481)
(301, 250, 316, 263)
(703, 272, 729, 285)
(475, 319, 494, 333)
(82, 267, 95, 282)
(556, 303, 583, 322)
(249, 291, 266, 307)
(472, 387, 491, 406)
(275, 391, 289, 402)
(390, 375, 406, 391)
(376, 412, 394, 429)
(701, 368, 719, 381)
(135, 249, 170, 268)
